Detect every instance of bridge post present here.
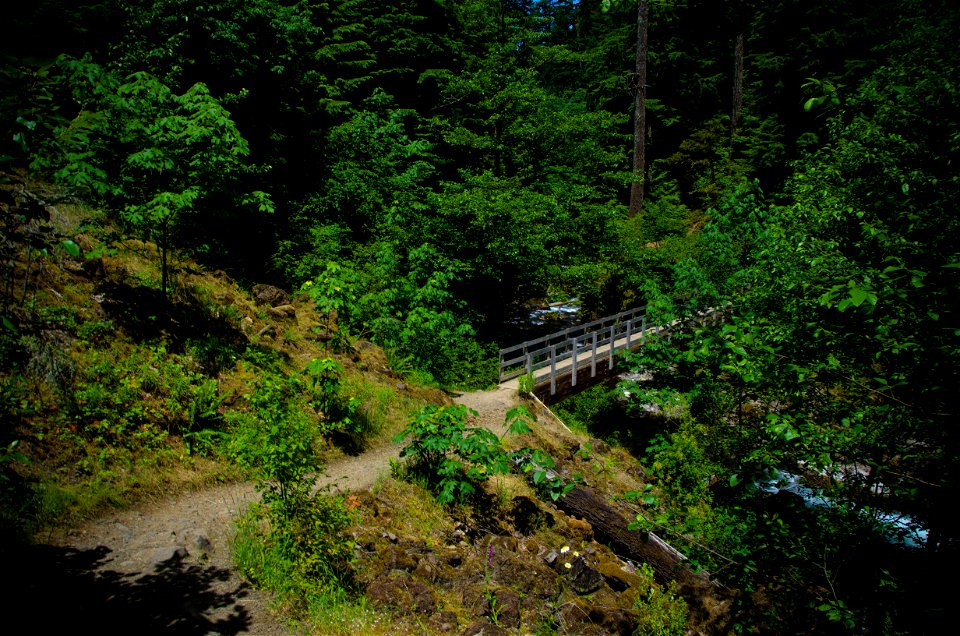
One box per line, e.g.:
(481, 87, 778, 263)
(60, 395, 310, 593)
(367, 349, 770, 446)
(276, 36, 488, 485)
(571, 337, 578, 387)
(549, 344, 557, 395)
(626, 319, 633, 349)
(526, 352, 533, 377)
(609, 324, 615, 369)
(591, 331, 598, 377)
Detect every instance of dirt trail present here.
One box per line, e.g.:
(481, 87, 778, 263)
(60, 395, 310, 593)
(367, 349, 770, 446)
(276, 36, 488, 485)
(452, 382, 522, 436)
(12, 442, 400, 635)
(16, 388, 521, 635)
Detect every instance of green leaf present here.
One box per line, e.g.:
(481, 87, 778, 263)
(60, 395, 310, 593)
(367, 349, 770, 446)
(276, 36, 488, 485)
(61, 239, 81, 257)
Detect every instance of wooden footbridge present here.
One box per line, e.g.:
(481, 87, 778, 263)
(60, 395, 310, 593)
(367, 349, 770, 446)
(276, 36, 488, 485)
(498, 305, 723, 404)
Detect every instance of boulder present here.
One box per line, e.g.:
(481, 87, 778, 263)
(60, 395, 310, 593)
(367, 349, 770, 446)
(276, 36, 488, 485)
(488, 589, 521, 628)
(267, 304, 297, 320)
(428, 611, 458, 633)
(251, 284, 291, 307)
(568, 555, 605, 595)
(366, 574, 437, 615)
(463, 620, 510, 636)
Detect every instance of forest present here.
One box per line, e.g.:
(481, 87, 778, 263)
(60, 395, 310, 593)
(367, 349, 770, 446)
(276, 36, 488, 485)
(2, 1, 958, 634)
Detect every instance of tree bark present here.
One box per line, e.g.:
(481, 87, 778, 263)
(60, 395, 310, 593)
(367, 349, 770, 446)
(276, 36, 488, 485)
(557, 485, 699, 586)
(629, 1, 648, 218)
(731, 31, 745, 145)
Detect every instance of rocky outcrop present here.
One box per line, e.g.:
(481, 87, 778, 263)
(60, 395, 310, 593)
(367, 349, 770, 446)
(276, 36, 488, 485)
(251, 283, 291, 307)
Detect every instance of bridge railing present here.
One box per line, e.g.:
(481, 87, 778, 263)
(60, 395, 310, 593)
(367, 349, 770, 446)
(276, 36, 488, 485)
(498, 305, 648, 382)
(498, 305, 724, 393)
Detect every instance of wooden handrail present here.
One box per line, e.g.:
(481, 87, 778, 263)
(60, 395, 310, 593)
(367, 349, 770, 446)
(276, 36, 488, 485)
(498, 305, 725, 392)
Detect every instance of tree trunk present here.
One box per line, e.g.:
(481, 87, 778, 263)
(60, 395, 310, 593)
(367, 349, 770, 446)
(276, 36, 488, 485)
(731, 31, 745, 146)
(629, 1, 648, 217)
(160, 223, 168, 304)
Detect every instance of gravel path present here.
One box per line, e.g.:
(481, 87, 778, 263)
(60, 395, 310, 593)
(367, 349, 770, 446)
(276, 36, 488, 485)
(452, 383, 522, 436)
(12, 443, 404, 635)
(12, 388, 520, 635)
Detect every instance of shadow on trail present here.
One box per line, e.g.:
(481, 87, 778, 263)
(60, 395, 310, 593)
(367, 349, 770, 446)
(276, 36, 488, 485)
(5, 542, 254, 635)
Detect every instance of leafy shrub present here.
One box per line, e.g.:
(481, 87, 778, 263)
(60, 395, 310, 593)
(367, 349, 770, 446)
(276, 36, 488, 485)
(184, 378, 225, 455)
(303, 357, 365, 439)
(76, 319, 115, 344)
(228, 372, 319, 520)
(186, 335, 238, 374)
(632, 564, 690, 636)
(233, 492, 358, 609)
(394, 404, 569, 505)
(395, 404, 506, 504)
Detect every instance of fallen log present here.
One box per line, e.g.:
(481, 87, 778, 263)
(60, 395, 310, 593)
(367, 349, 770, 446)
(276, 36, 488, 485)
(556, 485, 733, 632)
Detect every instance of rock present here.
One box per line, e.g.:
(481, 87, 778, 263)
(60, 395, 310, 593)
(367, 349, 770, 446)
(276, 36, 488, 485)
(113, 522, 133, 543)
(559, 598, 638, 636)
(251, 284, 291, 307)
(256, 325, 276, 338)
(81, 257, 106, 280)
(596, 556, 642, 592)
(191, 533, 214, 557)
(267, 304, 297, 320)
(488, 589, 521, 628)
(568, 556, 604, 595)
(378, 544, 417, 571)
(366, 575, 436, 615)
(488, 535, 518, 554)
(510, 495, 551, 535)
(544, 549, 560, 568)
(428, 610, 459, 633)
(568, 515, 594, 540)
(413, 558, 439, 583)
(241, 316, 254, 333)
(148, 546, 187, 565)
(462, 620, 511, 636)
(588, 438, 610, 454)
(310, 329, 335, 343)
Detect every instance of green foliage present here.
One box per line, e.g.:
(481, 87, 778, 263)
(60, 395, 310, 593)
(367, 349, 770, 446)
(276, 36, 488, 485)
(303, 357, 366, 439)
(69, 343, 207, 450)
(303, 262, 356, 325)
(228, 372, 319, 520)
(38, 56, 270, 298)
(517, 372, 536, 395)
(395, 404, 508, 504)
(632, 564, 689, 636)
(395, 404, 574, 505)
(233, 492, 360, 618)
(616, 6, 960, 630)
(515, 448, 576, 502)
(184, 378, 225, 456)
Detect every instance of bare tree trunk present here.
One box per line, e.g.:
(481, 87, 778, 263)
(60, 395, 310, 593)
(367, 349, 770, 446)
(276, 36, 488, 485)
(629, 1, 649, 218)
(160, 223, 169, 305)
(731, 31, 745, 146)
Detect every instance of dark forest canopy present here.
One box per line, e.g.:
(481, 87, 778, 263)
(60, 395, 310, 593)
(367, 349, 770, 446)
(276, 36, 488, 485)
(3, 1, 959, 632)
